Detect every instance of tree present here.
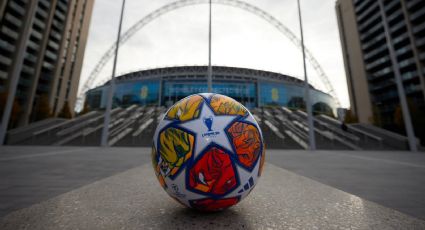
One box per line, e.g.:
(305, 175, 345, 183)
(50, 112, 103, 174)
(79, 101, 91, 116)
(369, 105, 383, 127)
(393, 98, 425, 145)
(393, 105, 403, 129)
(0, 92, 21, 128)
(58, 101, 73, 119)
(344, 109, 358, 124)
(393, 99, 420, 130)
(34, 95, 52, 121)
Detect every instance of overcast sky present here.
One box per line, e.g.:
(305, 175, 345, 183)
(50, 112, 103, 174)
(80, 0, 350, 108)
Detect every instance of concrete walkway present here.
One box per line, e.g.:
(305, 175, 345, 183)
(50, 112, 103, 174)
(1, 146, 425, 229)
(1, 163, 424, 229)
(0, 146, 148, 217)
(267, 149, 425, 220)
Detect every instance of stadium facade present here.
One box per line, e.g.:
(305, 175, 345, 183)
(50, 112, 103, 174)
(85, 66, 337, 116)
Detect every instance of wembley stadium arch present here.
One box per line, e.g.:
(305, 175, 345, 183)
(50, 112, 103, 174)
(76, 0, 341, 111)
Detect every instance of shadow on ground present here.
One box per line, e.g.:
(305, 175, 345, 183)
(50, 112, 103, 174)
(156, 207, 251, 229)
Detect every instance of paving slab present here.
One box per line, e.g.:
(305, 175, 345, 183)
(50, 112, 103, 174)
(267, 150, 425, 220)
(0, 146, 148, 217)
(1, 163, 424, 230)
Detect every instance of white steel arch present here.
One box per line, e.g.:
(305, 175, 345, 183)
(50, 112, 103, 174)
(76, 0, 340, 111)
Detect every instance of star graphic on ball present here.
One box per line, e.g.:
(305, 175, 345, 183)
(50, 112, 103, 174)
(177, 99, 237, 159)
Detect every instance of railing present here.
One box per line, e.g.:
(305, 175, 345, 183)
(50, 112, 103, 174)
(264, 120, 285, 140)
(132, 118, 154, 137)
(267, 108, 308, 149)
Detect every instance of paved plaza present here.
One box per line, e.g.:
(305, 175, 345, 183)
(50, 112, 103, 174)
(1, 146, 425, 229)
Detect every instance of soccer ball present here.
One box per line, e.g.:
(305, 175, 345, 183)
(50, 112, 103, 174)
(151, 93, 265, 211)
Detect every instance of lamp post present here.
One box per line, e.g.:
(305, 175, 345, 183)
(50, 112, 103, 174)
(101, 0, 126, 147)
(207, 0, 213, 93)
(297, 0, 316, 150)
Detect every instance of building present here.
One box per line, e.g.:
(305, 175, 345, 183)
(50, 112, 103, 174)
(85, 66, 337, 116)
(336, 0, 425, 139)
(0, 0, 94, 128)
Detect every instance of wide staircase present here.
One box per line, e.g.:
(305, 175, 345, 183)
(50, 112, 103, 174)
(6, 105, 418, 150)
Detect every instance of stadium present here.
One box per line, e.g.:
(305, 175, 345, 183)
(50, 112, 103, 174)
(84, 66, 337, 116)
(6, 66, 414, 151)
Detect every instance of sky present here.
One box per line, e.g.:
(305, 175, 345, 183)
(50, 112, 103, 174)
(80, 0, 350, 108)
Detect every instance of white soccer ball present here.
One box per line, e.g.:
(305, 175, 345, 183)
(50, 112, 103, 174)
(151, 93, 265, 211)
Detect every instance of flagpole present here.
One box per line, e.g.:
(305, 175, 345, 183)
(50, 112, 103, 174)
(207, 0, 213, 93)
(101, 0, 126, 147)
(297, 0, 316, 150)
